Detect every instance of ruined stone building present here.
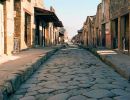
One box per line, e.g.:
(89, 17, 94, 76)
(34, 7, 63, 47)
(0, 0, 14, 55)
(63, 31, 69, 43)
(82, 22, 87, 46)
(77, 0, 130, 55)
(101, 0, 111, 48)
(110, 0, 130, 53)
(58, 27, 66, 44)
(77, 28, 83, 44)
(95, 3, 102, 47)
(82, 16, 96, 47)
(0, 0, 63, 55)
(77, 1, 110, 49)
(72, 28, 83, 44)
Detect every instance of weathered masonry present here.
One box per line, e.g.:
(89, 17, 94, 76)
(76, 0, 130, 55)
(0, 0, 14, 55)
(14, 0, 36, 52)
(82, 16, 96, 47)
(0, 0, 64, 55)
(102, 0, 111, 48)
(110, 0, 130, 53)
(95, 3, 102, 47)
(34, 7, 63, 47)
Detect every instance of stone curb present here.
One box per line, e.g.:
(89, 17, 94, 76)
(79, 45, 130, 81)
(0, 45, 64, 100)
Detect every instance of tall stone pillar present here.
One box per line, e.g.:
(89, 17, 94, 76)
(118, 17, 121, 50)
(111, 20, 114, 48)
(4, 0, 14, 55)
(45, 25, 49, 46)
(120, 17, 125, 50)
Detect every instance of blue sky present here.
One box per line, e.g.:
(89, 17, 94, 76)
(44, 0, 100, 39)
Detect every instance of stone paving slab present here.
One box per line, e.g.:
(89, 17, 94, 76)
(80, 45, 130, 81)
(0, 45, 64, 100)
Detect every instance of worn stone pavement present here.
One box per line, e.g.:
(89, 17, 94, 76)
(0, 46, 63, 99)
(0, 47, 57, 85)
(9, 46, 130, 100)
(89, 47, 130, 80)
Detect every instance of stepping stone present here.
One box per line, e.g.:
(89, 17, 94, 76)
(114, 94, 130, 100)
(68, 95, 87, 100)
(47, 93, 69, 100)
(38, 88, 54, 93)
(20, 96, 35, 100)
(111, 89, 128, 96)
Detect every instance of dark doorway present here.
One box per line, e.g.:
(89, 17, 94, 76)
(102, 24, 106, 47)
(35, 17, 40, 46)
(24, 12, 31, 47)
(112, 18, 118, 49)
(123, 14, 129, 52)
(96, 28, 99, 46)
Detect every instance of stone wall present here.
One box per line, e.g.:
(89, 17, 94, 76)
(110, 0, 130, 51)
(105, 22, 111, 48)
(85, 16, 95, 47)
(20, 0, 34, 49)
(95, 3, 102, 46)
(14, 0, 44, 50)
(110, 0, 129, 19)
(83, 23, 88, 46)
(102, 0, 111, 48)
(102, 0, 110, 23)
(0, 0, 61, 55)
(34, 0, 44, 8)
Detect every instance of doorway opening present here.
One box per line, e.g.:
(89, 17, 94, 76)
(24, 12, 31, 47)
(102, 24, 106, 47)
(112, 18, 118, 49)
(122, 14, 129, 52)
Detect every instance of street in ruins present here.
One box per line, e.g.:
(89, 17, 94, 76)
(10, 45, 130, 100)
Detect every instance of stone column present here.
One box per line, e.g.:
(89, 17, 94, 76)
(111, 20, 114, 48)
(84, 31, 86, 46)
(120, 17, 124, 50)
(118, 17, 121, 50)
(53, 27, 56, 45)
(4, 0, 14, 55)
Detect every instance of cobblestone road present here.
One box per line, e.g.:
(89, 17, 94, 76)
(10, 46, 130, 100)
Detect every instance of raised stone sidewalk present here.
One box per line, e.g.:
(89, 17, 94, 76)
(80, 45, 130, 81)
(0, 45, 64, 100)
